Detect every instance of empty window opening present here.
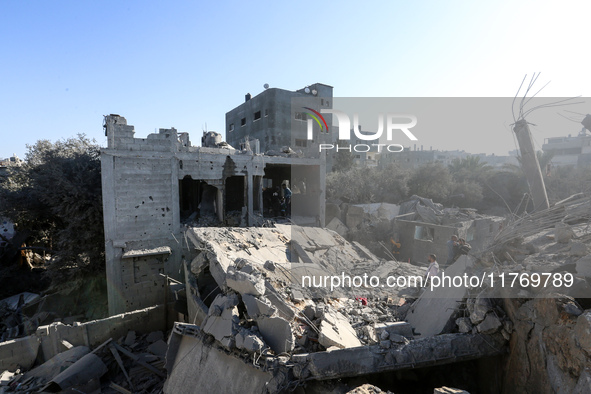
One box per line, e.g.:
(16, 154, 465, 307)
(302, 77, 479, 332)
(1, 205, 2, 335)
(241, 118, 246, 126)
(179, 176, 219, 222)
(414, 225, 434, 241)
(254, 111, 261, 121)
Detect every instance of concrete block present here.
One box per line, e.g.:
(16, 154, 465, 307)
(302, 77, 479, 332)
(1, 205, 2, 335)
(326, 217, 348, 237)
(456, 317, 472, 333)
(555, 223, 575, 243)
(164, 326, 272, 394)
(405, 257, 473, 337)
(147, 339, 168, 358)
(470, 295, 493, 324)
(202, 295, 239, 347)
(226, 266, 265, 296)
(124, 330, 136, 346)
(257, 316, 294, 354)
(476, 314, 502, 334)
(147, 331, 164, 343)
(235, 329, 266, 353)
(574, 368, 591, 394)
(374, 322, 414, 339)
(242, 294, 276, 318)
(318, 309, 361, 349)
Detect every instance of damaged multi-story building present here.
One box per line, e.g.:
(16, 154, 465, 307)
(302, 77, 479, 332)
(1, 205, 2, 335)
(100, 115, 326, 315)
(225, 83, 336, 169)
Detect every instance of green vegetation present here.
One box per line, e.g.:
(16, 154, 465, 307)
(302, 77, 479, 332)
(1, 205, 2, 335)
(0, 135, 104, 273)
(328, 154, 591, 214)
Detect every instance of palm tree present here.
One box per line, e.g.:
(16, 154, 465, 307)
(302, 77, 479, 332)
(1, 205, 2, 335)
(448, 156, 492, 181)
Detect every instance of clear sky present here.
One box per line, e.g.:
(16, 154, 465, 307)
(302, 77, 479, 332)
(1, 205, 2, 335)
(2, 0, 590, 159)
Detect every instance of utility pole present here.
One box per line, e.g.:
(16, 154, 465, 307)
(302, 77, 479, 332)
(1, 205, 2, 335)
(513, 119, 550, 212)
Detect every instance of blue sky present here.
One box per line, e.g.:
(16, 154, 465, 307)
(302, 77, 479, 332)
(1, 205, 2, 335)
(2, 0, 590, 158)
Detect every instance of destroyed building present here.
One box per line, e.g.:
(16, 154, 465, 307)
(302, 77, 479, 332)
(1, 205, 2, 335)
(325, 196, 504, 264)
(225, 83, 335, 165)
(100, 115, 326, 315)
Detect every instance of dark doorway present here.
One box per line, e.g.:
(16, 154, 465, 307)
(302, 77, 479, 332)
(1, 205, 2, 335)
(225, 176, 245, 212)
(179, 176, 219, 222)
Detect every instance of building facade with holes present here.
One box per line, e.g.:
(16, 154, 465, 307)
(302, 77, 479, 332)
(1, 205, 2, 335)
(101, 115, 325, 315)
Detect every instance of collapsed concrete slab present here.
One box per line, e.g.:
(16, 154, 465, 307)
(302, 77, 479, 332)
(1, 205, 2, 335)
(226, 262, 266, 296)
(164, 324, 274, 394)
(406, 255, 473, 337)
(290, 333, 506, 381)
(162, 224, 515, 393)
(318, 308, 362, 349)
(257, 316, 294, 354)
(326, 217, 349, 237)
(202, 294, 240, 348)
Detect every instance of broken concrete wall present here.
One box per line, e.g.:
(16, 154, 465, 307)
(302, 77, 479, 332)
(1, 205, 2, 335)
(0, 335, 40, 371)
(0, 305, 166, 371)
(406, 256, 472, 337)
(164, 324, 273, 394)
(290, 333, 506, 381)
(394, 219, 463, 263)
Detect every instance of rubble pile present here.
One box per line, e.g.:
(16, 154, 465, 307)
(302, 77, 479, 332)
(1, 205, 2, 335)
(468, 192, 591, 392)
(164, 225, 510, 392)
(327, 195, 503, 260)
(0, 330, 167, 393)
(184, 225, 426, 354)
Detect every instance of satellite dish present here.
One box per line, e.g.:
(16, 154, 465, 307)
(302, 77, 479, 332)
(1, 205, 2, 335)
(304, 87, 310, 94)
(312, 89, 318, 96)
(263, 83, 269, 89)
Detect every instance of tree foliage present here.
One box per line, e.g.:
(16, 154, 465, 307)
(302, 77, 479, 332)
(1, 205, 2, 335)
(331, 141, 355, 173)
(408, 162, 453, 202)
(326, 163, 409, 203)
(0, 135, 104, 272)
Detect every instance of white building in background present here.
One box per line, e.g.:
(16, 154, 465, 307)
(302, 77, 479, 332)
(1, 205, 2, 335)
(542, 128, 591, 168)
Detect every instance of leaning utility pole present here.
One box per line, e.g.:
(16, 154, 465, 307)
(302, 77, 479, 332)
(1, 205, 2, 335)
(513, 119, 550, 212)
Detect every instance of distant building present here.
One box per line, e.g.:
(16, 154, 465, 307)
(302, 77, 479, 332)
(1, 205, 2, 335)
(225, 83, 335, 165)
(474, 153, 518, 168)
(542, 128, 591, 168)
(379, 148, 469, 169)
(351, 129, 380, 167)
(0, 155, 22, 178)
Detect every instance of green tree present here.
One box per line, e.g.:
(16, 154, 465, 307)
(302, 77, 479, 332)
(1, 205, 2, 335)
(448, 155, 492, 182)
(0, 135, 104, 272)
(408, 162, 452, 202)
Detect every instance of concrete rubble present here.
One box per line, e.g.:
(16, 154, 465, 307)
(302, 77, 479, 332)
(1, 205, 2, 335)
(0, 329, 168, 393)
(161, 224, 509, 393)
(326, 195, 504, 263)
